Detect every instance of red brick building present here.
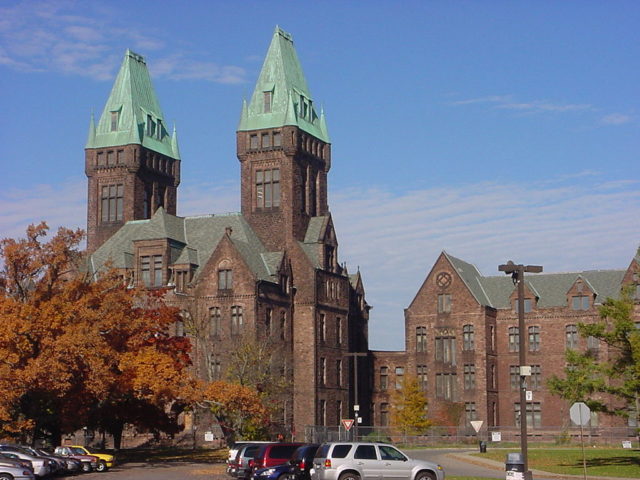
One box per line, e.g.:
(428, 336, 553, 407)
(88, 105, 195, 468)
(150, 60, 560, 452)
(85, 28, 637, 438)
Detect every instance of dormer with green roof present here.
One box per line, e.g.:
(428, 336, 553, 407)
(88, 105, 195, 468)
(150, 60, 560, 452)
(85, 49, 181, 253)
(237, 27, 332, 249)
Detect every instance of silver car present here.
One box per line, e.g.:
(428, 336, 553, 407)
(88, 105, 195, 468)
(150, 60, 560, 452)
(311, 442, 444, 480)
(0, 464, 35, 480)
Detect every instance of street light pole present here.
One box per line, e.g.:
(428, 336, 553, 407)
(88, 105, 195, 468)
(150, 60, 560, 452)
(498, 261, 542, 480)
(345, 352, 367, 440)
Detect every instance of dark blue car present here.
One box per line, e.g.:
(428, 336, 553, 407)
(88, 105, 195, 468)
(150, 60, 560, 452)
(250, 462, 292, 480)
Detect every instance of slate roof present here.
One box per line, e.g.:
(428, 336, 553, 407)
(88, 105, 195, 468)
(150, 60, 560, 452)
(88, 208, 278, 283)
(443, 251, 625, 309)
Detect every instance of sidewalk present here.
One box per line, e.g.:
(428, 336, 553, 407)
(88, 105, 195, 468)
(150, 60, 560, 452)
(446, 451, 628, 480)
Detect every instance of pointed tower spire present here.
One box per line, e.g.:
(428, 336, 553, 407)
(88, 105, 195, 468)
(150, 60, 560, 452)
(238, 26, 329, 142)
(171, 124, 181, 160)
(86, 112, 96, 148)
(86, 49, 179, 160)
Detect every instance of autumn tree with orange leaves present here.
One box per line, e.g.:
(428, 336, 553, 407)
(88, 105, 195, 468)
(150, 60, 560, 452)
(0, 223, 193, 447)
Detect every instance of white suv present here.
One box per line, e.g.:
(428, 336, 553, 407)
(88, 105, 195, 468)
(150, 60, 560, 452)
(311, 442, 444, 480)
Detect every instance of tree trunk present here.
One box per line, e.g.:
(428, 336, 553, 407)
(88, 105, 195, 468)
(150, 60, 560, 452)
(111, 421, 124, 450)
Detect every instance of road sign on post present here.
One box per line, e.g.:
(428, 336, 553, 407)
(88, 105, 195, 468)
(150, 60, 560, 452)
(341, 419, 354, 431)
(470, 420, 483, 433)
(569, 402, 591, 480)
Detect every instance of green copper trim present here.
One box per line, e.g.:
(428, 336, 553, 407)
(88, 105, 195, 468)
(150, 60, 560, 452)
(86, 49, 180, 159)
(238, 26, 330, 143)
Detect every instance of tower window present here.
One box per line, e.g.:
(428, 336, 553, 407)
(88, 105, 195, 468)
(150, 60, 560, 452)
(110, 111, 119, 131)
(100, 184, 123, 223)
(273, 131, 282, 147)
(255, 168, 280, 208)
(262, 133, 271, 148)
(146, 115, 155, 137)
(250, 134, 259, 149)
(263, 91, 272, 113)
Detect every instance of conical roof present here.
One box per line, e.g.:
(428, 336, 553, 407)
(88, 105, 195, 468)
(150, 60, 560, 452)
(86, 49, 180, 159)
(238, 27, 330, 143)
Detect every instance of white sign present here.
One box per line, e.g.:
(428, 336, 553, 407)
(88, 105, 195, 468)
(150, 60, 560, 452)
(526, 390, 533, 401)
(204, 432, 214, 442)
(622, 441, 632, 449)
(354, 405, 360, 412)
(341, 419, 354, 431)
(506, 472, 524, 480)
(491, 431, 501, 442)
(570, 402, 591, 426)
(470, 420, 484, 433)
(519, 366, 531, 376)
(357, 416, 362, 424)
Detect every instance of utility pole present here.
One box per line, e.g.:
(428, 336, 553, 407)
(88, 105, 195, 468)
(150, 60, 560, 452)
(498, 261, 543, 480)
(345, 352, 367, 440)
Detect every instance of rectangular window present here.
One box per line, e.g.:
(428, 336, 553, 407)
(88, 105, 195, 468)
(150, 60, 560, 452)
(265, 308, 272, 336)
(100, 184, 124, 223)
(435, 336, 456, 365)
(263, 91, 272, 113)
(572, 295, 590, 310)
(320, 357, 326, 386)
(116, 149, 124, 164)
(280, 311, 287, 340)
(320, 399, 326, 426)
(336, 317, 342, 345)
(231, 306, 243, 335)
(97, 152, 105, 166)
(435, 373, 456, 400)
(336, 359, 343, 387)
(510, 365, 520, 390)
(141, 255, 163, 287)
(110, 111, 118, 131)
(250, 134, 259, 149)
(380, 366, 388, 391)
(417, 365, 427, 391)
(395, 366, 404, 389)
(380, 403, 389, 426)
(437, 293, 451, 313)
(416, 326, 427, 352)
(515, 402, 542, 428)
(463, 364, 476, 390)
(210, 307, 221, 336)
(261, 133, 271, 148)
(566, 325, 578, 349)
(587, 335, 600, 351)
(508, 327, 520, 352)
(319, 314, 326, 343)
(515, 298, 533, 313)
(146, 114, 155, 137)
(530, 365, 542, 390)
(218, 269, 232, 290)
(273, 131, 282, 147)
(255, 168, 280, 208)
(528, 326, 541, 351)
(209, 354, 221, 380)
(463, 324, 474, 350)
(465, 402, 477, 423)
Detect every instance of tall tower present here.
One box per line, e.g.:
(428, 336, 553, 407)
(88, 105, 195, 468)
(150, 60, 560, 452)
(237, 27, 331, 251)
(85, 50, 181, 253)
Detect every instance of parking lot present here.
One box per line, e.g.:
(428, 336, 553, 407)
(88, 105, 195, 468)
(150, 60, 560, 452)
(59, 462, 226, 479)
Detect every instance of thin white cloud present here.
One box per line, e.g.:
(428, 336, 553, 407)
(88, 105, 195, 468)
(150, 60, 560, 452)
(450, 94, 593, 114)
(601, 113, 633, 125)
(0, 1, 247, 83)
(1, 176, 637, 351)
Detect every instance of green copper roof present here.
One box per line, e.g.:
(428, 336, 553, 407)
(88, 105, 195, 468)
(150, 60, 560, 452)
(238, 27, 330, 143)
(86, 49, 180, 159)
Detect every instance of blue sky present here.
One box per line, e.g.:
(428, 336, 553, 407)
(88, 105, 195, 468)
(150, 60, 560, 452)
(1, 0, 639, 350)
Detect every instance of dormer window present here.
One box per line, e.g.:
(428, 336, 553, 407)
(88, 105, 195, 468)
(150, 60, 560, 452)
(157, 119, 163, 139)
(110, 111, 119, 131)
(146, 114, 155, 137)
(515, 298, 533, 313)
(263, 91, 272, 113)
(141, 254, 163, 287)
(571, 295, 590, 310)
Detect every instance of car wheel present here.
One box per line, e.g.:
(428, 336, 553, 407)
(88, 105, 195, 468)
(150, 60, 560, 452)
(338, 472, 360, 480)
(0, 473, 14, 480)
(415, 471, 436, 480)
(81, 462, 92, 472)
(96, 461, 108, 472)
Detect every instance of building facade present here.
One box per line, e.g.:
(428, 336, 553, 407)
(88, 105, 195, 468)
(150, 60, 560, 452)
(85, 28, 637, 438)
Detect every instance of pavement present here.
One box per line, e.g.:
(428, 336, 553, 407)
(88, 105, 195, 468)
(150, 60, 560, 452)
(443, 449, 630, 480)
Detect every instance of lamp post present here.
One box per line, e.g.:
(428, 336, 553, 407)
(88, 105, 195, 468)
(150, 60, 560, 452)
(498, 261, 542, 480)
(345, 352, 367, 440)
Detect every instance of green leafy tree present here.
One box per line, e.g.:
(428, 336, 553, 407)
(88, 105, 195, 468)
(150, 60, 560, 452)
(548, 290, 640, 427)
(390, 375, 432, 434)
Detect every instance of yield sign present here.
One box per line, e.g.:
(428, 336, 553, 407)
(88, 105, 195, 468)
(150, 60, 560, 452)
(470, 420, 484, 433)
(341, 419, 354, 431)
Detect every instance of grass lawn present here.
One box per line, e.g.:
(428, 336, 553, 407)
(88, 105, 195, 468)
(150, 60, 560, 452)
(473, 447, 640, 478)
